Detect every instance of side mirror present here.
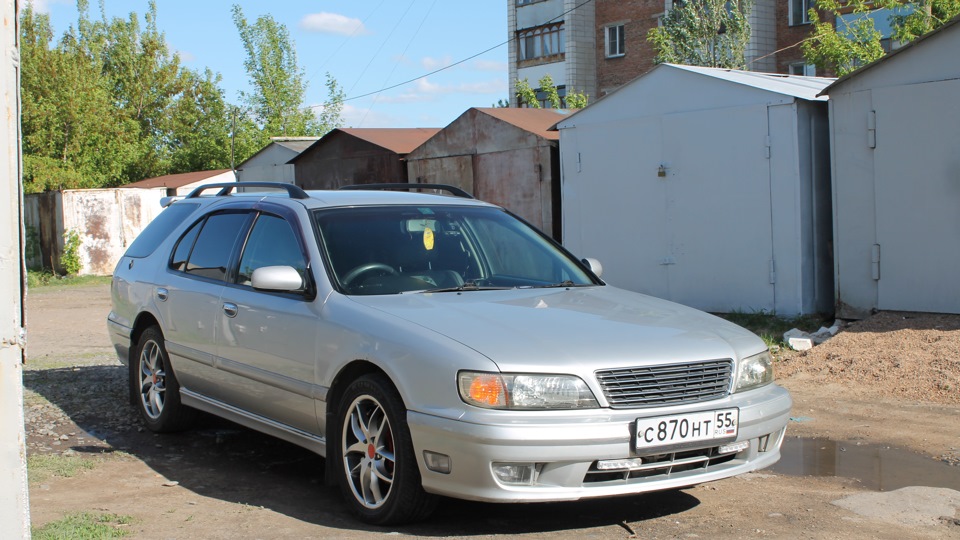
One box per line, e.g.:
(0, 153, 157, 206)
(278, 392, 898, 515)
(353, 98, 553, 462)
(582, 258, 603, 278)
(251, 266, 303, 292)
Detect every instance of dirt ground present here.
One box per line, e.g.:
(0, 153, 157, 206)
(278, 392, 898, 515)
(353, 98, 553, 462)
(22, 283, 960, 539)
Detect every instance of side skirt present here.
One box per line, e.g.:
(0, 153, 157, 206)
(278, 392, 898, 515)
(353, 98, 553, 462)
(180, 388, 327, 457)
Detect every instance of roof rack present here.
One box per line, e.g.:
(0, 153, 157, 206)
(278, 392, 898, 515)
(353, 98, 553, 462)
(184, 182, 310, 200)
(339, 183, 473, 199)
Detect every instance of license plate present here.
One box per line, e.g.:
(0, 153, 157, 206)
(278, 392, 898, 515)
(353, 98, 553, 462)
(635, 408, 739, 450)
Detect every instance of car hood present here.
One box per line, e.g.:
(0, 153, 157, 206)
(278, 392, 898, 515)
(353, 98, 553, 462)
(347, 286, 765, 371)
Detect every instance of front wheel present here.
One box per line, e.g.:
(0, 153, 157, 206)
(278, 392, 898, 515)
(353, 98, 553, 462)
(132, 326, 194, 432)
(337, 374, 436, 524)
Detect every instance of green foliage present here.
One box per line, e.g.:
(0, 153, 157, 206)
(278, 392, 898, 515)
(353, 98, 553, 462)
(538, 74, 562, 109)
(232, 5, 342, 138)
(719, 310, 832, 353)
(566, 89, 589, 109)
(61, 229, 82, 275)
(27, 270, 112, 289)
(802, 0, 886, 76)
(802, 0, 960, 76)
(515, 78, 540, 108)
(514, 77, 589, 109)
(492, 98, 510, 108)
(32, 512, 134, 540)
(889, 0, 960, 42)
(648, 0, 753, 69)
(28, 454, 98, 484)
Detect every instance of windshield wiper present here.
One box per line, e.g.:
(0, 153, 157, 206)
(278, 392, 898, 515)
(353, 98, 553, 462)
(520, 280, 594, 289)
(418, 282, 513, 294)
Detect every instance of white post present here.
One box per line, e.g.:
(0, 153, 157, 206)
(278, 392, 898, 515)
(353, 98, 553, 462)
(1, 0, 32, 537)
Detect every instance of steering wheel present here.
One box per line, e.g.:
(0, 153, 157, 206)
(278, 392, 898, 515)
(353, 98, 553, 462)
(342, 263, 397, 287)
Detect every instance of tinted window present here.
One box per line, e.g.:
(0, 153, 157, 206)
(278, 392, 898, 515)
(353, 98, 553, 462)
(170, 220, 202, 272)
(237, 214, 307, 286)
(125, 202, 200, 258)
(314, 205, 594, 295)
(183, 212, 249, 281)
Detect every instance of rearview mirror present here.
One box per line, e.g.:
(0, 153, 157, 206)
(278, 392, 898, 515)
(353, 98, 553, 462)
(582, 258, 603, 278)
(251, 266, 303, 292)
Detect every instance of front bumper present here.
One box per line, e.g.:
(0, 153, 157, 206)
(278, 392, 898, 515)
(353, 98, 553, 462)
(408, 383, 791, 502)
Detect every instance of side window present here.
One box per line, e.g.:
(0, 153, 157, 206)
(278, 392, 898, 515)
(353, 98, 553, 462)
(237, 214, 307, 287)
(170, 220, 202, 272)
(174, 212, 249, 281)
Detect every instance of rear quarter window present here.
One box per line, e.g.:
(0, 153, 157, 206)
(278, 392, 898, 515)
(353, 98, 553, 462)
(124, 202, 200, 258)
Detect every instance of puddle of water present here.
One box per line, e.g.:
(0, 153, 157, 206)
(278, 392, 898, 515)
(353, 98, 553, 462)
(772, 437, 960, 491)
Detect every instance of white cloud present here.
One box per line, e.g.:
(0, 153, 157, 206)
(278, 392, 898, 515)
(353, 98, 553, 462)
(299, 12, 370, 36)
(176, 50, 197, 63)
(421, 56, 453, 71)
(27, 0, 69, 13)
(472, 59, 508, 73)
(375, 77, 506, 104)
(338, 104, 400, 128)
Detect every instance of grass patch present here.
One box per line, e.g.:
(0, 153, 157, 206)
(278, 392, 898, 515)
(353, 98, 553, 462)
(28, 454, 98, 484)
(27, 270, 112, 289)
(33, 512, 134, 539)
(718, 310, 832, 351)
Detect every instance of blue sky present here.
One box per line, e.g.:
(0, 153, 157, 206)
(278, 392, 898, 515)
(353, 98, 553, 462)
(34, 0, 509, 129)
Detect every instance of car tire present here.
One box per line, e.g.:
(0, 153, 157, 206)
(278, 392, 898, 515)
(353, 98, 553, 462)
(132, 326, 195, 432)
(337, 374, 437, 525)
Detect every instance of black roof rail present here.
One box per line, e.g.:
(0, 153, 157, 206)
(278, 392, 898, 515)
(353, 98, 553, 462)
(184, 182, 310, 200)
(339, 183, 473, 199)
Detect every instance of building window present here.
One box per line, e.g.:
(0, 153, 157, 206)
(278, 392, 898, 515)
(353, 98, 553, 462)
(605, 24, 625, 58)
(790, 0, 813, 26)
(789, 62, 816, 76)
(516, 0, 546, 5)
(518, 23, 565, 61)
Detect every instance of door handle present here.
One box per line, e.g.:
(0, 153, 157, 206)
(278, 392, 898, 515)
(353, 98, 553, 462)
(222, 302, 238, 318)
(156, 288, 168, 301)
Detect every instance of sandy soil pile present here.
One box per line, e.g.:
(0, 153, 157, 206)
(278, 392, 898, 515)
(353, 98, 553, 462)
(778, 311, 960, 405)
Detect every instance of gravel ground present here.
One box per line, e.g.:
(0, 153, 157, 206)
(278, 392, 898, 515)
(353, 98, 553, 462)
(22, 284, 960, 539)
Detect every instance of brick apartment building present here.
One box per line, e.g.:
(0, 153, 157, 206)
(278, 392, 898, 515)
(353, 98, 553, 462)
(508, 0, 835, 105)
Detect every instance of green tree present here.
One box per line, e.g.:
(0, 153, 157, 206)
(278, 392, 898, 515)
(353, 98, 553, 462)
(889, 0, 960, 43)
(648, 0, 753, 69)
(802, 0, 960, 77)
(514, 77, 589, 109)
(801, 0, 886, 76)
(232, 5, 342, 140)
(19, 4, 140, 192)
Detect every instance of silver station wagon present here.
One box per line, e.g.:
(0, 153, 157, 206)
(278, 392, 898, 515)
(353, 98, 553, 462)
(108, 182, 792, 524)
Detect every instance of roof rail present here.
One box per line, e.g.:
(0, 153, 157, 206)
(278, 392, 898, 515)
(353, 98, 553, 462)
(184, 182, 310, 200)
(340, 183, 473, 199)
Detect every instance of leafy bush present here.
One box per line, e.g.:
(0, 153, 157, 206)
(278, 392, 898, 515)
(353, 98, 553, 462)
(61, 229, 82, 275)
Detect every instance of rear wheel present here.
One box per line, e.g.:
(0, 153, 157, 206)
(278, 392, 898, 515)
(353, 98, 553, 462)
(337, 374, 436, 524)
(132, 326, 194, 432)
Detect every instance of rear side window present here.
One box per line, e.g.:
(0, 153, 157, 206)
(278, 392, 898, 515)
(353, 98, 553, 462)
(124, 202, 200, 258)
(171, 212, 249, 282)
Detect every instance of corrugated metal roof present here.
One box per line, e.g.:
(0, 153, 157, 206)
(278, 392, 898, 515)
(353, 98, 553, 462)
(474, 107, 570, 140)
(665, 64, 835, 101)
(337, 128, 441, 154)
(123, 169, 232, 189)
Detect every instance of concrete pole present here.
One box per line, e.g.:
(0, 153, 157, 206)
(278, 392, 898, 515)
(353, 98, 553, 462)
(1, 0, 32, 537)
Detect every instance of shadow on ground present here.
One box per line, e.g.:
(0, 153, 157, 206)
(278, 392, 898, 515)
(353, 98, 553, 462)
(24, 364, 701, 535)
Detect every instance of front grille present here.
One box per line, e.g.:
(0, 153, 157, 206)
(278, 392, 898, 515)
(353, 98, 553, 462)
(596, 359, 733, 408)
(583, 446, 739, 485)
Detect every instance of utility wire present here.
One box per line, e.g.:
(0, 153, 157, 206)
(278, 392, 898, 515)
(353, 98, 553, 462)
(342, 0, 596, 102)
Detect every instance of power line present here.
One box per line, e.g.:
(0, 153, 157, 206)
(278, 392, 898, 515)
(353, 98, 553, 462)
(342, 0, 596, 102)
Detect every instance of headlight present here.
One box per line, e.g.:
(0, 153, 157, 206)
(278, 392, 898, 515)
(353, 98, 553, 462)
(734, 351, 774, 392)
(458, 371, 599, 409)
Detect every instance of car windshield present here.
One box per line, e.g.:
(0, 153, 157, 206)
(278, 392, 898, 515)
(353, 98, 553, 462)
(313, 205, 597, 295)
